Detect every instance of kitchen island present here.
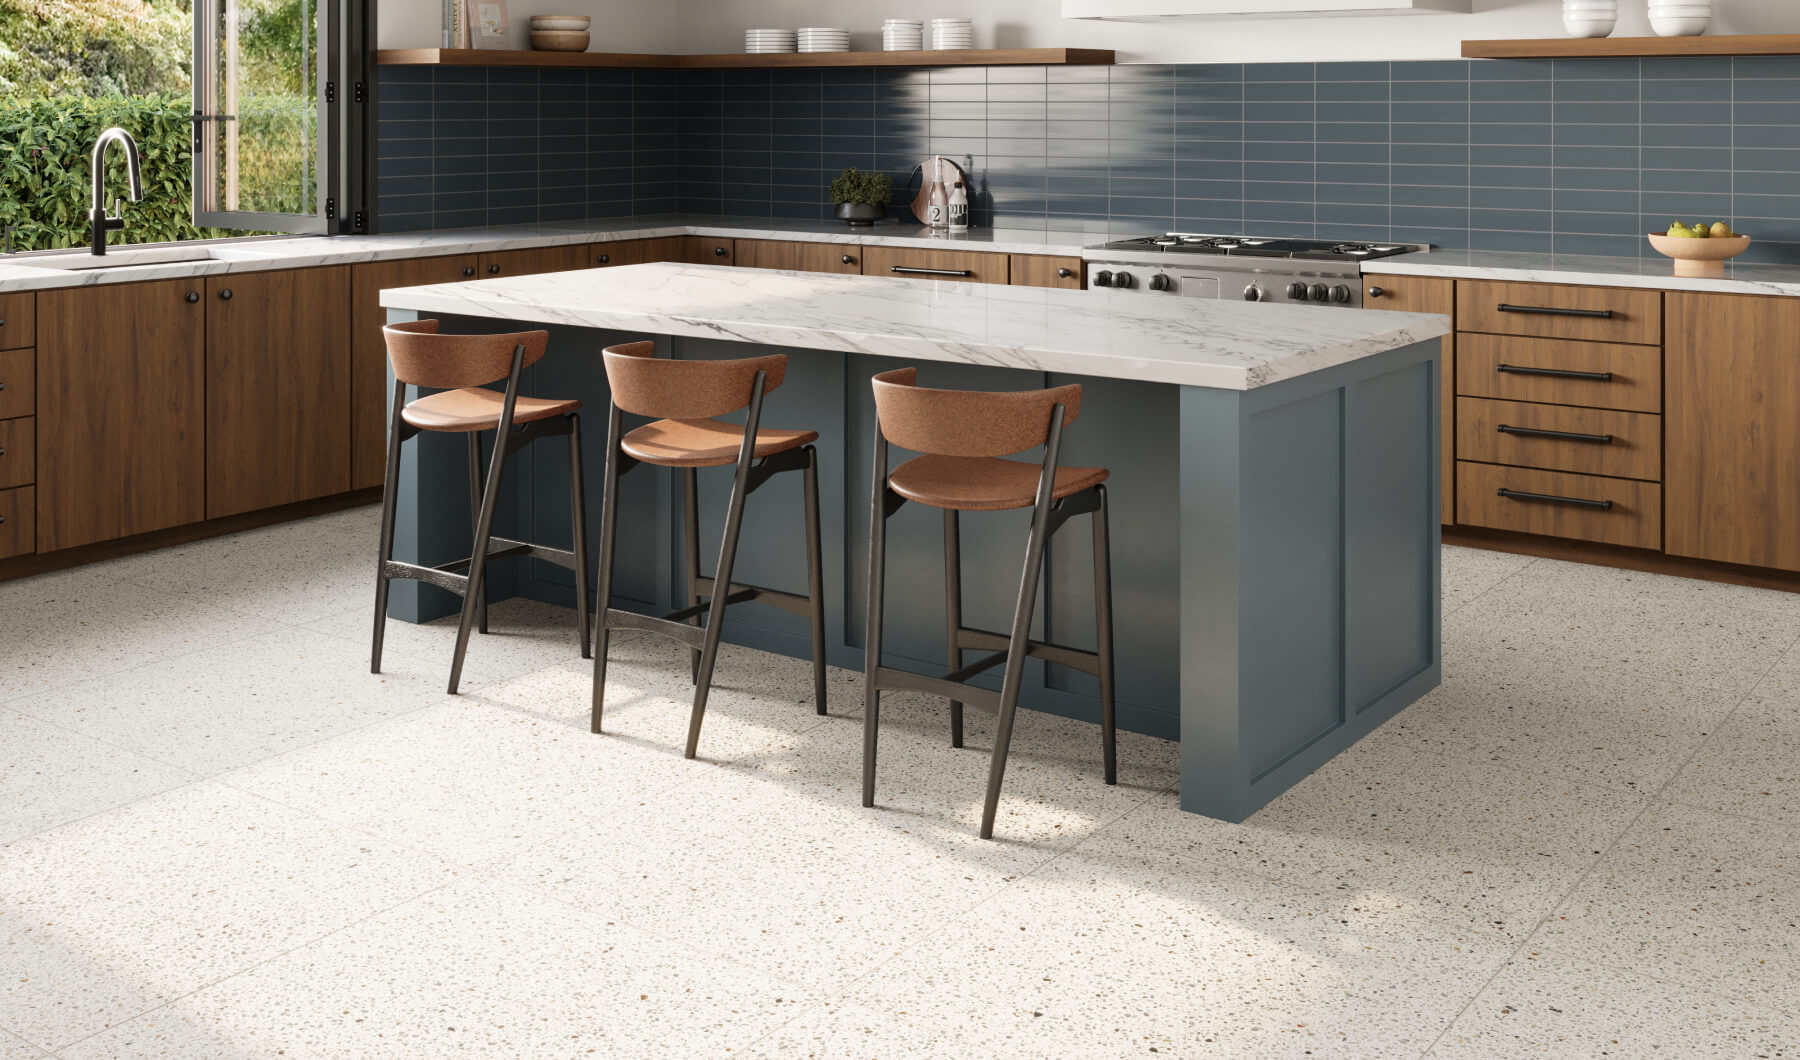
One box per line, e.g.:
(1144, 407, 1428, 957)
(383, 263, 1450, 821)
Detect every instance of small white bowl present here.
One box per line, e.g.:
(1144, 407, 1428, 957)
(1564, 16, 1617, 37)
(1651, 14, 1710, 35)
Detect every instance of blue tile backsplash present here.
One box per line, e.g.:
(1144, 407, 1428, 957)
(377, 57, 1800, 263)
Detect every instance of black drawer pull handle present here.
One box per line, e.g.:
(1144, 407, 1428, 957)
(462, 266, 475, 277)
(0, 317, 6, 326)
(1367, 286, 1385, 298)
(0, 515, 6, 525)
(1497, 487, 1614, 511)
(487, 264, 501, 274)
(185, 291, 199, 303)
(596, 254, 610, 264)
(218, 288, 232, 301)
(714, 246, 728, 256)
(841, 254, 855, 265)
(1058, 267, 1074, 278)
(892, 265, 973, 277)
(1496, 363, 1615, 382)
(1498, 424, 1614, 445)
(1497, 303, 1614, 319)
(0, 382, 5, 392)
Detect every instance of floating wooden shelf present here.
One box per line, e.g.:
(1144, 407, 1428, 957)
(375, 47, 1114, 70)
(1462, 33, 1800, 59)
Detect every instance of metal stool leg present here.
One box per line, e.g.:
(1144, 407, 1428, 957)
(803, 446, 828, 716)
(862, 431, 891, 808)
(686, 449, 752, 759)
(944, 508, 964, 748)
(371, 378, 407, 674)
(683, 467, 702, 683)
(448, 429, 510, 695)
(1093, 485, 1117, 786)
(466, 432, 488, 636)
(591, 405, 624, 733)
(568, 414, 592, 659)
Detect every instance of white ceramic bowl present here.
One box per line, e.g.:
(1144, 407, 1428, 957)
(1563, 16, 1617, 37)
(1561, 1, 1617, 8)
(1651, 13, 1710, 35)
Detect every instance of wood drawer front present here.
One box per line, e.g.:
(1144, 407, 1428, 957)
(0, 348, 32, 420)
(0, 485, 32, 559)
(0, 417, 33, 490)
(735, 239, 862, 274)
(0, 293, 32, 351)
(685, 235, 736, 265)
(1458, 397, 1660, 481)
(1458, 280, 1661, 346)
(1009, 254, 1084, 289)
(1457, 461, 1661, 550)
(1457, 333, 1661, 413)
(861, 247, 1008, 285)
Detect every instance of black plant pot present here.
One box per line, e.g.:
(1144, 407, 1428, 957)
(835, 202, 885, 227)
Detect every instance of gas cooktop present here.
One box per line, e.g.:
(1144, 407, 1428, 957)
(1098, 234, 1426, 262)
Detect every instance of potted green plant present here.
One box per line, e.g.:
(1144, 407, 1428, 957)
(829, 167, 891, 227)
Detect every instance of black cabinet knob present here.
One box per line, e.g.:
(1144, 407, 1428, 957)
(0, 382, 6, 391)
(0, 515, 6, 526)
(462, 266, 475, 277)
(597, 253, 610, 264)
(841, 254, 854, 265)
(218, 288, 233, 300)
(0, 318, 6, 326)
(714, 246, 728, 257)
(1368, 286, 1385, 298)
(185, 292, 199, 303)
(1058, 267, 1074, 279)
(487, 264, 500, 274)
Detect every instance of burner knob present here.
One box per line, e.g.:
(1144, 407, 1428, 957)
(1285, 282, 1308, 300)
(1093, 270, 1114, 288)
(1330, 284, 1352, 304)
(1309, 284, 1330, 303)
(1149, 273, 1172, 292)
(1243, 284, 1265, 302)
(1113, 271, 1136, 290)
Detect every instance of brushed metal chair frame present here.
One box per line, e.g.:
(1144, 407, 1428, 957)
(862, 403, 1117, 840)
(589, 369, 828, 759)
(371, 342, 592, 694)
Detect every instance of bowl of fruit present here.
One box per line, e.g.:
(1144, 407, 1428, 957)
(1648, 221, 1751, 276)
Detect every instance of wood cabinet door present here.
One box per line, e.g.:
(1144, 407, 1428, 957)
(860, 246, 1009, 285)
(476, 245, 589, 279)
(206, 266, 352, 519)
(635, 236, 687, 264)
(684, 235, 736, 265)
(1366, 274, 1455, 525)
(1666, 291, 1800, 570)
(735, 239, 861, 274)
(1008, 254, 1084, 289)
(37, 279, 205, 551)
(349, 254, 477, 489)
(1458, 280, 1662, 346)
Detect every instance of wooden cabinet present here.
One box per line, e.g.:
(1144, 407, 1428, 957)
(586, 240, 632, 268)
(0, 486, 31, 559)
(1457, 280, 1661, 346)
(206, 267, 352, 519)
(860, 246, 1009, 285)
(37, 279, 205, 551)
(735, 239, 862, 274)
(349, 254, 478, 489)
(1457, 333, 1661, 413)
(1665, 292, 1800, 571)
(0, 292, 34, 350)
(0, 348, 32, 420)
(476, 244, 590, 279)
(1457, 396, 1660, 482)
(1009, 254, 1084, 289)
(684, 235, 735, 265)
(1457, 461, 1661, 550)
(1366, 274, 1455, 525)
(0, 416, 33, 490)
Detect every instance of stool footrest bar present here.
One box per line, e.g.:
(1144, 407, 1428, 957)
(382, 559, 468, 595)
(600, 607, 708, 649)
(954, 627, 1102, 676)
(871, 666, 1002, 715)
(693, 576, 814, 617)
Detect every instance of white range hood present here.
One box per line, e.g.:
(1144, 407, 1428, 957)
(1063, 0, 1470, 21)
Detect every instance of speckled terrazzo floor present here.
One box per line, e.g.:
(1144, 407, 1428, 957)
(2, 504, 1797, 1058)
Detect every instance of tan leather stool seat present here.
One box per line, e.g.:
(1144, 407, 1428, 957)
(403, 387, 582, 433)
(888, 454, 1109, 512)
(621, 417, 820, 468)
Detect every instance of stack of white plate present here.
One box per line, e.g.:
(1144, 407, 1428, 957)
(1559, 0, 1617, 38)
(930, 17, 973, 50)
(883, 19, 924, 51)
(798, 26, 850, 53)
(745, 28, 797, 53)
(1649, 0, 1710, 36)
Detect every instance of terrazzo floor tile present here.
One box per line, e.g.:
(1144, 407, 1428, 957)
(6, 627, 472, 777)
(1383, 658, 1740, 793)
(0, 1029, 47, 1058)
(739, 998, 1007, 1060)
(0, 711, 196, 845)
(1663, 692, 1800, 828)
(1425, 951, 1798, 1059)
(0, 568, 284, 705)
(1442, 544, 1537, 614)
(57, 877, 807, 1060)
(1531, 800, 1800, 1009)
(848, 839, 1514, 1059)
(302, 595, 593, 688)
(1515, 556, 1800, 621)
(0, 782, 459, 1051)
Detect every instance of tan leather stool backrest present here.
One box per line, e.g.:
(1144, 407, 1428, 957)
(383, 319, 551, 389)
(602, 340, 789, 419)
(870, 367, 1082, 458)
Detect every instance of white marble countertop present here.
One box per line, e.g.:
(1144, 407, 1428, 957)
(0, 215, 1111, 295)
(1366, 248, 1800, 297)
(379, 261, 1449, 391)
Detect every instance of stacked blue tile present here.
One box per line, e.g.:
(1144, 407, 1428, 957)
(374, 56, 1800, 261)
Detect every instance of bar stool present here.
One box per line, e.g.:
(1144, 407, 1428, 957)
(862, 367, 1116, 840)
(590, 341, 827, 758)
(371, 319, 591, 694)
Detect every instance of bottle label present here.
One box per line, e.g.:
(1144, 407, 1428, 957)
(948, 200, 968, 228)
(927, 203, 945, 225)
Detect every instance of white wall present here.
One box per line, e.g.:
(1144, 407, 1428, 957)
(667, 0, 1800, 64)
(377, 0, 678, 51)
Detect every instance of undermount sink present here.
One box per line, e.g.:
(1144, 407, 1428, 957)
(23, 246, 226, 270)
